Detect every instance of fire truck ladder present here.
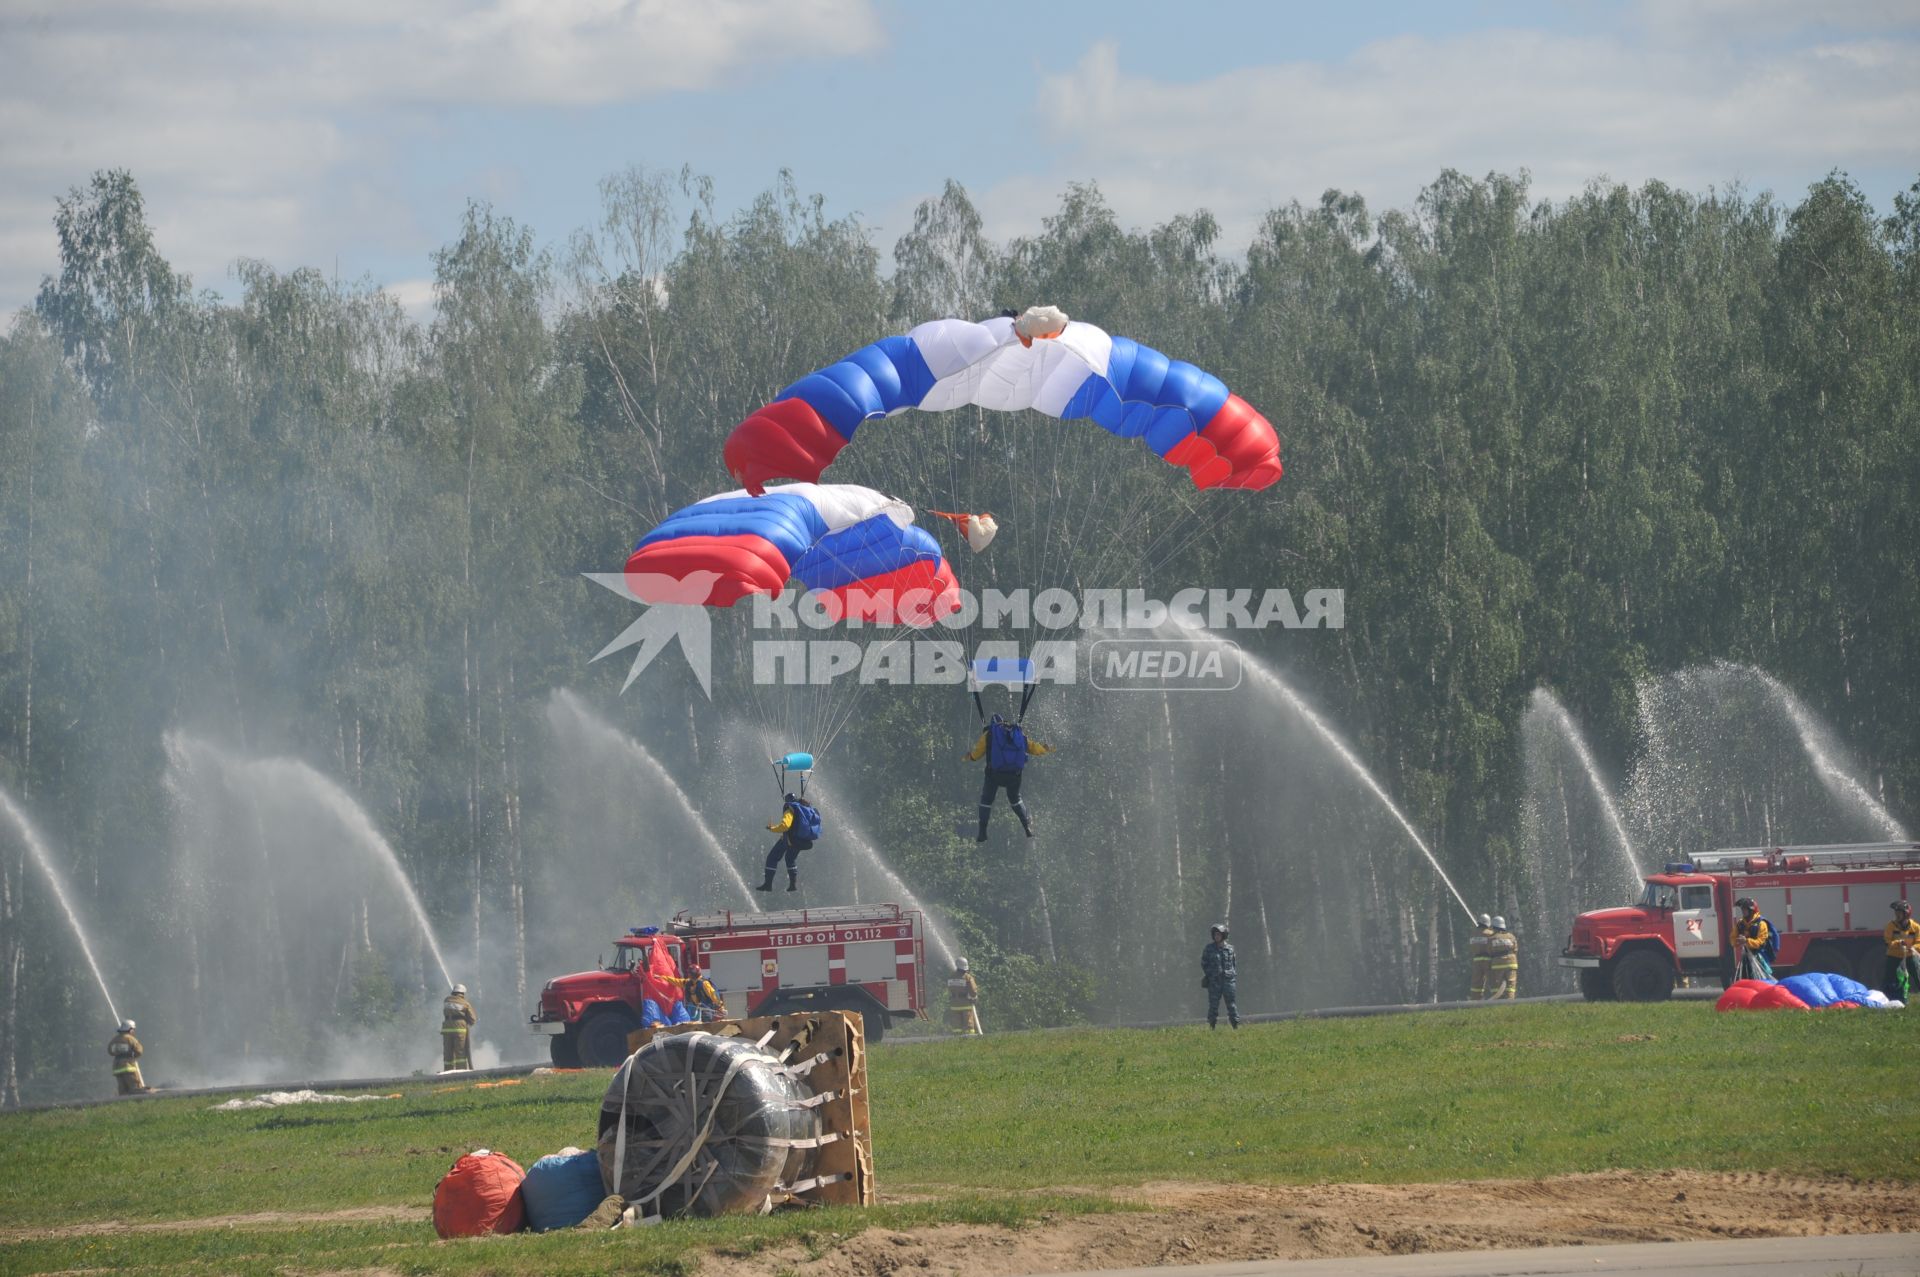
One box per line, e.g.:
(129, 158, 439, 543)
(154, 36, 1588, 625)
(1690, 842, 1920, 872)
(671, 903, 908, 932)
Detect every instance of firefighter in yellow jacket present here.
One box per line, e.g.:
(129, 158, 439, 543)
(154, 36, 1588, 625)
(1485, 918, 1518, 1000)
(1468, 912, 1494, 1000)
(108, 1020, 148, 1095)
(441, 984, 476, 1071)
(1884, 900, 1920, 1001)
(946, 958, 982, 1034)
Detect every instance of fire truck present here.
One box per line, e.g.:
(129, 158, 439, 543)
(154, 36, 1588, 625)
(530, 903, 927, 1065)
(1559, 842, 1919, 1001)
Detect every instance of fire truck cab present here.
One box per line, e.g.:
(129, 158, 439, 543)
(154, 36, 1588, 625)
(530, 903, 925, 1066)
(1560, 842, 1919, 1001)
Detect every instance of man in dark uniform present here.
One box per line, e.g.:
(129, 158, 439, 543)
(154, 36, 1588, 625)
(1201, 924, 1239, 1029)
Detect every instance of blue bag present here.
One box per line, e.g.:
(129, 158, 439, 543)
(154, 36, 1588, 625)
(521, 1150, 606, 1231)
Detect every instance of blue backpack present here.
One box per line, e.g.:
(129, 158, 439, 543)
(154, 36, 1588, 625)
(787, 798, 822, 846)
(987, 720, 1029, 772)
(1748, 915, 1779, 962)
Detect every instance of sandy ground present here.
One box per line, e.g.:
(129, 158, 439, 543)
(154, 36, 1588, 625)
(703, 1172, 1920, 1277)
(7, 1171, 1915, 1276)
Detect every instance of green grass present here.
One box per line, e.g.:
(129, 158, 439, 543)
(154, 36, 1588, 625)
(0, 1002, 1909, 1274)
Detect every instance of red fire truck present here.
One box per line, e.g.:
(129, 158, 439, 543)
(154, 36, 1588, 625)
(530, 904, 927, 1065)
(1559, 842, 1919, 1001)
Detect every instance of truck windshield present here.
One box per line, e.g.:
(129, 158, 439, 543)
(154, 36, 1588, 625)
(1638, 882, 1678, 910)
(607, 948, 637, 973)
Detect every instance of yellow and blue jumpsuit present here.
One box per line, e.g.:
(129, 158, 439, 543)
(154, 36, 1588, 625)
(1732, 914, 1773, 981)
(966, 729, 1052, 839)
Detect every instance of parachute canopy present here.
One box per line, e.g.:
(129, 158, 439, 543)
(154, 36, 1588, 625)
(930, 510, 998, 553)
(724, 313, 1282, 495)
(625, 482, 959, 627)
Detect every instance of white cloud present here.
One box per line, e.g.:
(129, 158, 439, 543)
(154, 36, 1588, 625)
(976, 17, 1920, 253)
(0, 0, 882, 311)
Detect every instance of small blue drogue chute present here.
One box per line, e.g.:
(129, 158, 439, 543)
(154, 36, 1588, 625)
(772, 750, 814, 797)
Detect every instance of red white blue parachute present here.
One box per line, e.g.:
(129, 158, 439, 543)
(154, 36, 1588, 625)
(624, 482, 959, 627)
(723, 309, 1283, 495)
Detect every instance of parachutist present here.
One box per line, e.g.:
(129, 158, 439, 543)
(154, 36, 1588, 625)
(759, 791, 821, 892)
(967, 713, 1051, 841)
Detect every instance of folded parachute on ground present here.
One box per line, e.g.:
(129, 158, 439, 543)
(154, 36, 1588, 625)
(625, 482, 959, 627)
(1715, 973, 1893, 1012)
(723, 308, 1283, 495)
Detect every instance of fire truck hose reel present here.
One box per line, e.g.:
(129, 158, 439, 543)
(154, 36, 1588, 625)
(598, 1031, 824, 1219)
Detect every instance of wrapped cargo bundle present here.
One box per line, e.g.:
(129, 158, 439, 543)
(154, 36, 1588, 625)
(596, 1031, 826, 1219)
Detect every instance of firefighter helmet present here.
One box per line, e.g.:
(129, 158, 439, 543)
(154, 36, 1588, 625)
(1478, 912, 1492, 928)
(1492, 917, 1507, 931)
(955, 957, 969, 972)
(1210, 923, 1229, 938)
(452, 983, 467, 996)
(118, 1019, 135, 1033)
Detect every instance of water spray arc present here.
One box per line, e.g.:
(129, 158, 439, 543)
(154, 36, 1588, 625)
(546, 691, 759, 908)
(1166, 621, 1478, 924)
(163, 733, 455, 989)
(1528, 689, 1641, 882)
(777, 774, 959, 970)
(0, 786, 120, 1023)
(1740, 666, 1910, 842)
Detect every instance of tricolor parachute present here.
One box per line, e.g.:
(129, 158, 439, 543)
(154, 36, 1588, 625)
(724, 309, 1282, 495)
(624, 482, 959, 627)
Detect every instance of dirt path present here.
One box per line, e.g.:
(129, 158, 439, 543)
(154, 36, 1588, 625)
(0, 1205, 424, 1243)
(8, 1170, 1913, 1276)
(702, 1171, 1920, 1277)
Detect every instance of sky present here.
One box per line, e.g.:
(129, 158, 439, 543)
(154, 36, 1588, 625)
(3, 0, 1918, 319)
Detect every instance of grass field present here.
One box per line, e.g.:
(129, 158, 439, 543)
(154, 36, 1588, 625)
(0, 1001, 1909, 1274)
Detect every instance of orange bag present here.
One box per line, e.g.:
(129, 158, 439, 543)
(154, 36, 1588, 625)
(432, 1149, 527, 1238)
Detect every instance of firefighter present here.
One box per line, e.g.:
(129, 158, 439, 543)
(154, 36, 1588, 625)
(686, 968, 728, 1021)
(966, 713, 1053, 841)
(1469, 912, 1494, 1001)
(945, 957, 981, 1035)
(1201, 924, 1239, 1029)
(1485, 917, 1519, 1000)
(441, 983, 476, 1071)
(1884, 900, 1920, 1001)
(108, 1019, 148, 1095)
(758, 791, 822, 892)
(1730, 896, 1776, 981)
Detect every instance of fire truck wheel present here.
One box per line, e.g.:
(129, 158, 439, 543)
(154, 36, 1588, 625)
(549, 1031, 582, 1069)
(1577, 968, 1613, 1001)
(1797, 942, 1852, 978)
(1853, 946, 1886, 991)
(1610, 949, 1674, 1002)
(579, 1008, 641, 1068)
(829, 995, 887, 1042)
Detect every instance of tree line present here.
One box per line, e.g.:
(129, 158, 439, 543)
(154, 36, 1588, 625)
(1, 164, 1915, 1101)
